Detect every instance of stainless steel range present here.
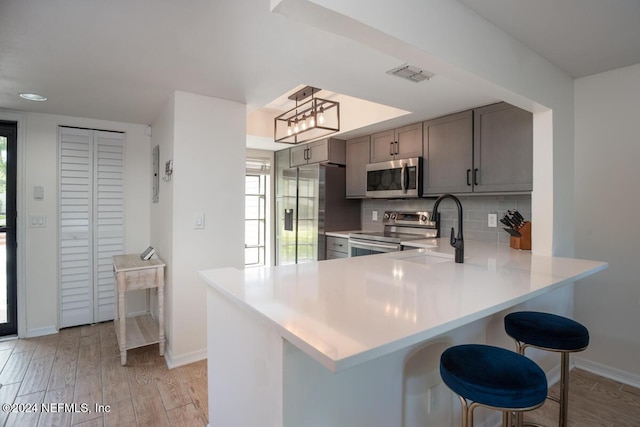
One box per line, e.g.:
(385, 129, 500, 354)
(348, 211, 439, 257)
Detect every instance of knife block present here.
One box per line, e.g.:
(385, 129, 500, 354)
(510, 221, 531, 250)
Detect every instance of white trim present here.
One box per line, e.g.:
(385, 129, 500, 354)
(574, 356, 640, 389)
(0, 110, 27, 337)
(164, 344, 207, 369)
(27, 325, 58, 338)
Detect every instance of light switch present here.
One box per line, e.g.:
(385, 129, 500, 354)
(29, 214, 46, 227)
(194, 213, 205, 229)
(33, 185, 44, 200)
(372, 211, 378, 221)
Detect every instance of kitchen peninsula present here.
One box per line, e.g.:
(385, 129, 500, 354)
(199, 240, 606, 427)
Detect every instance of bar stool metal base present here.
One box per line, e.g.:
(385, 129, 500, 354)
(505, 311, 589, 427)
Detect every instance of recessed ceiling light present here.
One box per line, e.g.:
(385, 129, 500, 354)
(19, 93, 47, 101)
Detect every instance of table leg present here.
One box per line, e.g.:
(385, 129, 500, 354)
(119, 288, 127, 365)
(157, 271, 165, 356)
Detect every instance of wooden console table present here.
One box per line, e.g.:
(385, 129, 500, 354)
(112, 254, 166, 365)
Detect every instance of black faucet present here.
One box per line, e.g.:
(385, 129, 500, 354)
(432, 193, 464, 263)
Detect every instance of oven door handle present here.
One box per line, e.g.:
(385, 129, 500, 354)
(349, 240, 401, 251)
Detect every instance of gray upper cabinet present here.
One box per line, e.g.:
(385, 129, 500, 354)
(422, 110, 473, 195)
(422, 103, 532, 196)
(345, 135, 370, 198)
(370, 122, 422, 163)
(473, 103, 533, 193)
(290, 138, 346, 167)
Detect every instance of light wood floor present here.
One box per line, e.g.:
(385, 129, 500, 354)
(1, 323, 639, 427)
(524, 368, 640, 427)
(0, 321, 207, 427)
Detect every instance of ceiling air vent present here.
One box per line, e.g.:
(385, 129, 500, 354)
(386, 64, 434, 83)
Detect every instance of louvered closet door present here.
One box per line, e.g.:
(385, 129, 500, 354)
(93, 131, 124, 322)
(59, 127, 124, 328)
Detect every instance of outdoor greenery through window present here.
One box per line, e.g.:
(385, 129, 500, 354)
(245, 167, 268, 267)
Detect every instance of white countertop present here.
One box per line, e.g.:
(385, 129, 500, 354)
(325, 230, 366, 238)
(199, 239, 607, 372)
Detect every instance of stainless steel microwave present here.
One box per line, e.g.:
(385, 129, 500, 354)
(365, 157, 422, 198)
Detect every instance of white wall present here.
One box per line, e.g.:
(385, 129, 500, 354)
(150, 95, 176, 348)
(574, 63, 640, 381)
(151, 91, 246, 366)
(7, 110, 150, 336)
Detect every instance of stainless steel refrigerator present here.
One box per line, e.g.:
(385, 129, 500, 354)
(275, 150, 361, 265)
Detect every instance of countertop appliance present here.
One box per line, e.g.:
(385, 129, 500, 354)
(365, 157, 422, 198)
(348, 210, 438, 257)
(275, 154, 361, 265)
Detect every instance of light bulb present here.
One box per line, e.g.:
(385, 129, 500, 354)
(318, 106, 325, 125)
(301, 115, 307, 131)
(309, 112, 316, 127)
(287, 120, 293, 136)
(294, 118, 299, 133)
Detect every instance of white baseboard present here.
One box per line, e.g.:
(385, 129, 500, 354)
(164, 345, 207, 369)
(574, 356, 640, 389)
(26, 325, 58, 338)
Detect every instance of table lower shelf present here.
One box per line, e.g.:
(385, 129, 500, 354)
(114, 313, 163, 351)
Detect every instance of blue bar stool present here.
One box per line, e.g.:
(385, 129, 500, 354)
(440, 344, 547, 427)
(505, 311, 589, 427)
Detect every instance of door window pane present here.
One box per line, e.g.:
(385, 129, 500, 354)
(245, 173, 268, 267)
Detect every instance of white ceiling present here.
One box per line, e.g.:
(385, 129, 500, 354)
(457, 0, 640, 79)
(1, 0, 639, 149)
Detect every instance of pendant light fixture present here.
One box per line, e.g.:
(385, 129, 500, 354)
(274, 86, 340, 144)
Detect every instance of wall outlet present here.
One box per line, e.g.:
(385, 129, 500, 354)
(488, 213, 497, 228)
(372, 210, 378, 221)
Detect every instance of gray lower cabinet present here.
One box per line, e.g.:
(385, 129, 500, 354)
(423, 110, 473, 195)
(422, 102, 532, 195)
(370, 122, 422, 163)
(473, 102, 533, 192)
(346, 136, 370, 198)
(326, 236, 348, 259)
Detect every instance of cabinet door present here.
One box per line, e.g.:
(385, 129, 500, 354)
(473, 103, 533, 192)
(290, 145, 308, 167)
(346, 136, 370, 198)
(370, 129, 395, 163)
(307, 139, 329, 164)
(422, 110, 473, 195)
(394, 122, 423, 159)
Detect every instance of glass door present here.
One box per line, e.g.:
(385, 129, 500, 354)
(296, 164, 319, 264)
(0, 121, 17, 336)
(275, 150, 298, 266)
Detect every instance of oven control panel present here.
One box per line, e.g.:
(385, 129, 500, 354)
(382, 211, 436, 228)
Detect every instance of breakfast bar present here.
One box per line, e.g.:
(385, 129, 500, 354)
(199, 240, 606, 427)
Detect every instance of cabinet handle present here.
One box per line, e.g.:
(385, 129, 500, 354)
(307, 148, 311, 160)
(466, 169, 471, 186)
(395, 141, 399, 155)
(474, 168, 479, 186)
(390, 142, 394, 156)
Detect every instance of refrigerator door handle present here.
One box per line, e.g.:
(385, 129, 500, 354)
(284, 209, 294, 231)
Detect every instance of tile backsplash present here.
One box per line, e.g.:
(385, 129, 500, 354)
(361, 195, 532, 246)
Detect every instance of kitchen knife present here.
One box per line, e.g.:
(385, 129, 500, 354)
(500, 218, 512, 228)
(503, 227, 521, 237)
(502, 215, 516, 228)
(510, 210, 525, 225)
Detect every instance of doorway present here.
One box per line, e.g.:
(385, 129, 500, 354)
(0, 121, 17, 336)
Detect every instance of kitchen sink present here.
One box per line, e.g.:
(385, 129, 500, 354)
(400, 253, 453, 265)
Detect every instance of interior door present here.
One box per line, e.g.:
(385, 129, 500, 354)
(0, 121, 17, 336)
